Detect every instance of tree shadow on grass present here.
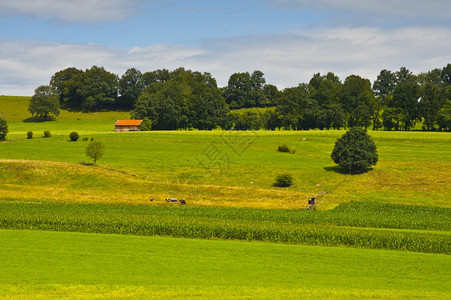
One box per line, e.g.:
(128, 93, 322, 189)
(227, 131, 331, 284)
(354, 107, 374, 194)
(23, 116, 56, 123)
(323, 165, 374, 175)
(323, 166, 349, 175)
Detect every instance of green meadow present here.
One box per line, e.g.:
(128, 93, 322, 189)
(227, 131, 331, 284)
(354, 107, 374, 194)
(1, 230, 450, 299)
(1, 125, 450, 209)
(1, 96, 450, 298)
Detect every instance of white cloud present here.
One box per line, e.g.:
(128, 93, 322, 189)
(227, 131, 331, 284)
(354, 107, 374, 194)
(272, 0, 451, 23)
(1, 26, 450, 96)
(0, 0, 144, 23)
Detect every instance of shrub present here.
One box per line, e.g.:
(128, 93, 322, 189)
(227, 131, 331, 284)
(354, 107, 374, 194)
(0, 117, 8, 141)
(27, 131, 33, 139)
(277, 144, 290, 152)
(69, 132, 79, 141)
(43, 130, 51, 138)
(140, 117, 152, 131)
(278, 144, 296, 154)
(331, 128, 378, 174)
(273, 173, 293, 187)
(82, 137, 89, 141)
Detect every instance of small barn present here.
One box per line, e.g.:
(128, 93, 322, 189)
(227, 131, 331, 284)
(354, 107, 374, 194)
(114, 120, 143, 132)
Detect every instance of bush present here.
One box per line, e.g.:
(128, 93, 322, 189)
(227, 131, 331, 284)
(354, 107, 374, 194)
(82, 137, 89, 141)
(140, 117, 152, 131)
(0, 117, 8, 141)
(43, 130, 51, 138)
(331, 128, 378, 174)
(273, 173, 293, 187)
(277, 144, 290, 152)
(69, 132, 79, 141)
(27, 131, 33, 139)
(278, 144, 296, 154)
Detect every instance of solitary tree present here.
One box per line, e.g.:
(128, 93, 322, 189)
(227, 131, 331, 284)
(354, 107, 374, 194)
(0, 116, 8, 141)
(331, 128, 378, 174)
(29, 85, 60, 119)
(85, 141, 104, 165)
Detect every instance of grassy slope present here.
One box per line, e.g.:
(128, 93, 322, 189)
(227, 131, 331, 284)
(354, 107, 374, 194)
(1, 229, 449, 299)
(0, 95, 130, 123)
(1, 130, 450, 209)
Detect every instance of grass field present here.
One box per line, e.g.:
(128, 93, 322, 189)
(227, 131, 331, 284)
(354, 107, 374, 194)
(1, 229, 450, 299)
(1, 96, 450, 298)
(1, 129, 450, 209)
(0, 95, 130, 122)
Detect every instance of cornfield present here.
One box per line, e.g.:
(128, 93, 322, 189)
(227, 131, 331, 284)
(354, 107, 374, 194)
(0, 201, 449, 254)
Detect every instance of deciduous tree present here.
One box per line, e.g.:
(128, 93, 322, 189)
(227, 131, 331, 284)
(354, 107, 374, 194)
(28, 85, 60, 119)
(118, 68, 144, 109)
(339, 75, 374, 128)
(391, 81, 419, 130)
(419, 82, 441, 130)
(85, 141, 104, 165)
(331, 128, 378, 174)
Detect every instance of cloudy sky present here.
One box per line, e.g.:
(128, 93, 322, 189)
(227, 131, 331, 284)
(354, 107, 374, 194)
(1, 0, 450, 96)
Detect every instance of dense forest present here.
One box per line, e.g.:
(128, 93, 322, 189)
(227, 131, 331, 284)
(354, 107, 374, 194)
(46, 64, 451, 131)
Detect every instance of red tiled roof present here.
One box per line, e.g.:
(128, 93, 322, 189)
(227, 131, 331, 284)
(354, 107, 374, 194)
(114, 120, 143, 126)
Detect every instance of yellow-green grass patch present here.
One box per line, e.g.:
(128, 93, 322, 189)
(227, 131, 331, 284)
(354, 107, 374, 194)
(1, 230, 450, 299)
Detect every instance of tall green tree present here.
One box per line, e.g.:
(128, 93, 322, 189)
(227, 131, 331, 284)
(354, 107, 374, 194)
(395, 67, 415, 83)
(417, 68, 445, 86)
(419, 82, 441, 130)
(50, 67, 85, 107)
(28, 85, 60, 119)
(261, 84, 281, 107)
(309, 72, 345, 129)
(339, 75, 374, 128)
(441, 63, 451, 86)
(276, 84, 312, 130)
(373, 70, 397, 130)
(80, 66, 119, 111)
(224, 72, 253, 109)
(188, 72, 229, 130)
(132, 69, 227, 130)
(223, 70, 268, 108)
(373, 69, 396, 103)
(118, 68, 144, 109)
(0, 116, 8, 141)
(390, 81, 419, 130)
(142, 69, 171, 86)
(437, 86, 451, 131)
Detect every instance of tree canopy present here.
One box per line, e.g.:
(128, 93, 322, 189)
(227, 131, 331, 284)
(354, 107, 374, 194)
(132, 68, 228, 130)
(331, 128, 378, 174)
(85, 141, 105, 165)
(43, 64, 451, 131)
(28, 85, 60, 119)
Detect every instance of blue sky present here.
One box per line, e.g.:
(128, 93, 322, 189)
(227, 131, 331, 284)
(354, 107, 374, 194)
(1, 0, 450, 95)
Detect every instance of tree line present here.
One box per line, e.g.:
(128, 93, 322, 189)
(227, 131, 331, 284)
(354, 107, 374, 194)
(35, 64, 451, 131)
